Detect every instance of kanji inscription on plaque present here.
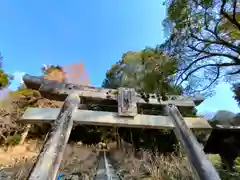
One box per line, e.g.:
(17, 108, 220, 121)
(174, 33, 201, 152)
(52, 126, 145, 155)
(118, 88, 137, 117)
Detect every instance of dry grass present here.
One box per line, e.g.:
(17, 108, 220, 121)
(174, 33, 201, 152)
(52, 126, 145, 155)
(0, 146, 196, 180)
(58, 143, 98, 179)
(108, 142, 196, 180)
(0, 140, 239, 180)
(144, 154, 196, 180)
(0, 140, 98, 180)
(108, 143, 240, 180)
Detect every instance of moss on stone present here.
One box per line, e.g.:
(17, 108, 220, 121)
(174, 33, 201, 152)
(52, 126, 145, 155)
(9, 89, 41, 98)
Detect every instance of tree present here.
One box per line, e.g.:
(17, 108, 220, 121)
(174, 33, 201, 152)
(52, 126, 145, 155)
(0, 53, 13, 89)
(103, 46, 183, 95)
(102, 47, 186, 154)
(162, 0, 240, 95)
(232, 83, 240, 106)
(63, 62, 90, 85)
(41, 62, 90, 85)
(0, 69, 12, 89)
(41, 64, 65, 82)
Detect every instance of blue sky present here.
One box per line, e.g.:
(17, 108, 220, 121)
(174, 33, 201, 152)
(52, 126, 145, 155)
(0, 0, 239, 115)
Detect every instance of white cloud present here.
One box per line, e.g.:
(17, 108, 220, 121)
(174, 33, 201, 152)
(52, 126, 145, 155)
(13, 72, 26, 84)
(9, 72, 26, 90)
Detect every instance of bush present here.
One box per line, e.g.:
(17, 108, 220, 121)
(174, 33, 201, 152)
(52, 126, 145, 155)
(209, 154, 240, 180)
(0, 68, 12, 89)
(5, 134, 21, 146)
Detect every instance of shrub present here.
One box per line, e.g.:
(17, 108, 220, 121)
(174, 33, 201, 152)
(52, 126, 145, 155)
(0, 69, 12, 89)
(5, 134, 21, 146)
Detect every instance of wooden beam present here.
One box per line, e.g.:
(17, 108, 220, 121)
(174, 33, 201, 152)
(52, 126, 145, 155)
(20, 108, 212, 129)
(23, 74, 205, 107)
(27, 94, 80, 180)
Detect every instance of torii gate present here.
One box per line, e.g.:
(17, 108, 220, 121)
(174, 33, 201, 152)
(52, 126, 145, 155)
(18, 74, 221, 180)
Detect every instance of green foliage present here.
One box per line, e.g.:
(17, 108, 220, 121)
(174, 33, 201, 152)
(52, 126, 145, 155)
(234, 157, 240, 170)
(41, 64, 63, 75)
(162, 0, 240, 95)
(206, 155, 240, 179)
(220, 12, 240, 40)
(202, 0, 211, 6)
(102, 46, 182, 94)
(0, 54, 13, 89)
(9, 88, 40, 98)
(101, 47, 188, 154)
(5, 134, 21, 146)
(232, 83, 240, 106)
(216, 165, 240, 180)
(0, 68, 12, 89)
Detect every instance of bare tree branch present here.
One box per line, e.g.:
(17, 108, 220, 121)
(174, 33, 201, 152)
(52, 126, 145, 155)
(163, 0, 240, 94)
(232, 0, 238, 25)
(179, 62, 235, 85)
(221, 0, 240, 30)
(192, 66, 221, 93)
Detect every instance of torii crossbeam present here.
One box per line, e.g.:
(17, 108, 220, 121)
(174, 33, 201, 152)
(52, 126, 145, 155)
(19, 74, 221, 180)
